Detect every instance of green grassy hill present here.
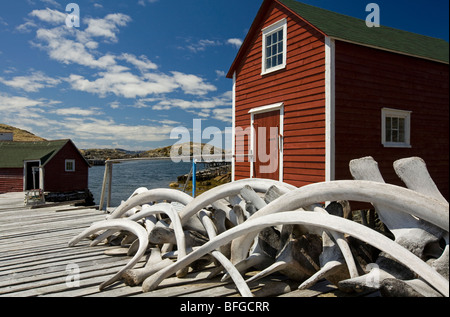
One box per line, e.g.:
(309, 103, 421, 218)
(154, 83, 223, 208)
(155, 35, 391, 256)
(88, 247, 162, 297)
(0, 124, 47, 142)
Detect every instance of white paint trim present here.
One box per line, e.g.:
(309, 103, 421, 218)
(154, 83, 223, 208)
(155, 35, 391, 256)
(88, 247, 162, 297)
(381, 108, 412, 148)
(39, 166, 45, 192)
(248, 102, 284, 114)
(65, 159, 76, 172)
(261, 18, 287, 33)
(261, 18, 288, 76)
(249, 103, 284, 181)
(250, 113, 254, 179)
(325, 36, 336, 182)
(23, 160, 42, 191)
(279, 106, 284, 182)
(231, 71, 237, 182)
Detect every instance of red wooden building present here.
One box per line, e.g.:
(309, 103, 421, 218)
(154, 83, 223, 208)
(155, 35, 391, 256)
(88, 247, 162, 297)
(227, 0, 449, 200)
(0, 139, 90, 194)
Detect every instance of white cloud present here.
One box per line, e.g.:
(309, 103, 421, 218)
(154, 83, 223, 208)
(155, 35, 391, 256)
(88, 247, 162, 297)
(26, 11, 131, 69)
(66, 70, 179, 98)
(65, 70, 216, 99)
(212, 107, 232, 123)
(119, 53, 158, 72)
(84, 14, 131, 43)
(34, 27, 117, 69)
(0, 16, 8, 26)
(23, 9, 216, 99)
(215, 70, 226, 80)
(61, 117, 175, 143)
(149, 92, 232, 121)
(109, 101, 121, 109)
(16, 21, 37, 33)
(171, 71, 217, 96)
(138, 0, 159, 7)
(186, 39, 222, 53)
(8, 6, 230, 148)
(0, 93, 46, 112)
(39, 0, 61, 7)
(0, 71, 61, 92)
(52, 107, 102, 116)
(227, 38, 243, 49)
(0, 92, 179, 148)
(29, 8, 66, 24)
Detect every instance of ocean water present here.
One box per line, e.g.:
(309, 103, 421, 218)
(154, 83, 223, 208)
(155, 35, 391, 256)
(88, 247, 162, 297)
(88, 160, 193, 208)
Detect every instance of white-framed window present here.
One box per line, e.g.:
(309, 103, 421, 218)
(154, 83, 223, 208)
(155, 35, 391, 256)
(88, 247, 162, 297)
(65, 159, 76, 172)
(262, 19, 287, 75)
(381, 108, 412, 148)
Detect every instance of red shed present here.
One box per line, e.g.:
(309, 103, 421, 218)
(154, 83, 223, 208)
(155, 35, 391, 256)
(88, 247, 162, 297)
(227, 0, 449, 200)
(0, 139, 90, 194)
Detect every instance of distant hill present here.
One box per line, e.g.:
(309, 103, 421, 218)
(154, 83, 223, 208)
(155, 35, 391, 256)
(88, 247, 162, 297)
(0, 124, 47, 142)
(0, 124, 225, 161)
(82, 143, 226, 161)
(80, 148, 142, 161)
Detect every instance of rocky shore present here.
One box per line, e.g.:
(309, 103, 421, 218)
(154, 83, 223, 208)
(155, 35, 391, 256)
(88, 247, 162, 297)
(170, 163, 232, 195)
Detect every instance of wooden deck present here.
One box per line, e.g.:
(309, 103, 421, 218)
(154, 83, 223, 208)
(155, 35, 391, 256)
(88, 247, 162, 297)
(0, 192, 378, 298)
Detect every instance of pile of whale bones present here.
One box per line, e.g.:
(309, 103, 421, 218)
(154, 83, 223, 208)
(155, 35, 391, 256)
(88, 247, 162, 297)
(68, 156, 449, 297)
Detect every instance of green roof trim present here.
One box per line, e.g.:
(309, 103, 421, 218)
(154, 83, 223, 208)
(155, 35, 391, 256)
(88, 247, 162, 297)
(0, 140, 70, 168)
(278, 0, 449, 63)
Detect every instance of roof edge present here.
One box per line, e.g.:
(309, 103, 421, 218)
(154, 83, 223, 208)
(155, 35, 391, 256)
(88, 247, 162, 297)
(227, 0, 327, 78)
(41, 139, 90, 168)
(227, 0, 449, 77)
(227, 0, 273, 78)
(331, 36, 449, 65)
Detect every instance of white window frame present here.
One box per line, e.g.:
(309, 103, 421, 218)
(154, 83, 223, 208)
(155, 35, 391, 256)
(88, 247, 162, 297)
(381, 108, 412, 148)
(261, 18, 287, 75)
(65, 159, 76, 172)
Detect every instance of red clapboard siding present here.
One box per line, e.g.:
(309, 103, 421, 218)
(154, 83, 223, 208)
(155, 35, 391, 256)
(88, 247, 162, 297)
(234, 1, 326, 185)
(44, 142, 89, 192)
(0, 168, 23, 193)
(334, 41, 449, 199)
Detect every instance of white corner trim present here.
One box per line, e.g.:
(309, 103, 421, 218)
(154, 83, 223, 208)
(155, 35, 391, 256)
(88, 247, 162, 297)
(325, 36, 336, 183)
(232, 71, 237, 182)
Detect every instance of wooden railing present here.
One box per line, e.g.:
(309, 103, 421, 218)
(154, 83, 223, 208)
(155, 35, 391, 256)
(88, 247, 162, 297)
(98, 155, 231, 211)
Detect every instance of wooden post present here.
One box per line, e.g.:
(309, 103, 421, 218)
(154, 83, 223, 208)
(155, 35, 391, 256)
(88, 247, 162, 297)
(39, 166, 45, 192)
(192, 159, 197, 198)
(99, 161, 110, 211)
(107, 162, 113, 209)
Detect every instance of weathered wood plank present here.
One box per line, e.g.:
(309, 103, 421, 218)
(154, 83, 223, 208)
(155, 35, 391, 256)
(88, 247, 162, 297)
(0, 193, 344, 298)
(0, 260, 143, 296)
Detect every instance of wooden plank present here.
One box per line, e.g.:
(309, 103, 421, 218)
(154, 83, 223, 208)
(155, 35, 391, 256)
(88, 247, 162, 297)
(0, 193, 356, 298)
(89, 268, 220, 298)
(0, 260, 143, 296)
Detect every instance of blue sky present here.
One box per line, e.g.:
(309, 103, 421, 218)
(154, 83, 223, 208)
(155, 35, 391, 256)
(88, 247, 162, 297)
(0, 0, 448, 151)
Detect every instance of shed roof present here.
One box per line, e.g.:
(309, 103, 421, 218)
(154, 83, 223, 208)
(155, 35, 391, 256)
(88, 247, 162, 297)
(228, 0, 449, 77)
(0, 140, 83, 168)
(279, 0, 449, 63)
